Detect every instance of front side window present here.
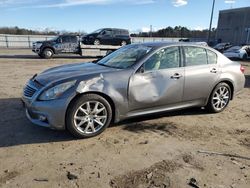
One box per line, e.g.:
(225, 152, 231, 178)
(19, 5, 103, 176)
(62, 36, 71, 43)
(102, 30, 112, 36)
(184, 46, 208, 66)
(97, 45, 152, 69)
(144, 46, 180, 71)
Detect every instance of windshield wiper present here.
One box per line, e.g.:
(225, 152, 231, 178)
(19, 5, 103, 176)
(97, 63, 118, 69)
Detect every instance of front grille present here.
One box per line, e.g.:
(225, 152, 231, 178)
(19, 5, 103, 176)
(23, 84, 37, 98)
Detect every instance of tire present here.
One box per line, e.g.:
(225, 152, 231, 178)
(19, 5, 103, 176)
(206, 82, 231, 113)
(121, 40, 127, 46)
(94, 39, 100, 45)
(38, 53, 43, 58)
(66, 94, 112, 138)
(42, 48, 54, 59)
(106, 50, 113, 56)
(242, 54, 247, 61)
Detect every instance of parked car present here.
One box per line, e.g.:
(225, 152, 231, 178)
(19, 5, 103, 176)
(82, 28, 131, 46)
(213, 42, 232, 52)
(32, 34, 119, 59)
(22, 42, 245, 138)
(223, 45, 250, 60)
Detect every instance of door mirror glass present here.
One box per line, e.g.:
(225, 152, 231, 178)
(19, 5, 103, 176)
(57, 38, 62, 43)
(137, 66, 145, 74)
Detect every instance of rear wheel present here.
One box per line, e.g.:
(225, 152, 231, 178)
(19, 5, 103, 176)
(66, 94, 112, 138)
(42, 48, 54, 59)
(206, 82, 231, 113)
(121, 40, 127, 46)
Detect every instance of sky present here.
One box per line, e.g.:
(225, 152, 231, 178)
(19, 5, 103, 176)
(0, 0, 249, 33)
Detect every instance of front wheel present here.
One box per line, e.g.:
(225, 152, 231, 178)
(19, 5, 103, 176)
(206, 82, 231, 113)
(94, 39, 100, 45)
(42, 48, 54, 59)
(66, 94, 112, 138)
(38, 53, 43, 58)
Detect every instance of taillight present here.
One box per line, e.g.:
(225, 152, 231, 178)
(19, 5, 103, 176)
(240, 65, 245, 73)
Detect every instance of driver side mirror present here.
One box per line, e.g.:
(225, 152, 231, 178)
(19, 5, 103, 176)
(137, 66, 145, 74)
(57, 38, 62, 43)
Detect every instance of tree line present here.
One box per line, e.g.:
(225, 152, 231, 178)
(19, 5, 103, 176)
(131, 26, 216, 39)
(0, 26, 216, 39)
(0, 26, 84, 35)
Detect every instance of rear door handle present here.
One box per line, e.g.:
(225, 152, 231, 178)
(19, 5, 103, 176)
(210, 68, 217, 73)
(171, 73, 182, 79)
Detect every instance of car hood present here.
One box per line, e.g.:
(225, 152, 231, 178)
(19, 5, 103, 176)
(84, 33, 98, 38)
(35, 62, 115, 85)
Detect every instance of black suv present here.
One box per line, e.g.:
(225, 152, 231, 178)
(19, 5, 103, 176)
(82, 28, 131, 46)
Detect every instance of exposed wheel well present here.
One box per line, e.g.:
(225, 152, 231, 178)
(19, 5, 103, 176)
(66, 92, 116, 125)
(222, 80, 234, 100)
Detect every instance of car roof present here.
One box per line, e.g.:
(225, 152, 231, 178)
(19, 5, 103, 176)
(134, 42, 208, 48)
(103, 28, 128, 31)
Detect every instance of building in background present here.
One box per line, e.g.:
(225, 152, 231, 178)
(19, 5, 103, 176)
(216, 7, 250, 45)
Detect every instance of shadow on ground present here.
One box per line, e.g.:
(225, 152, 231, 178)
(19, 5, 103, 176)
(245, 75, 250, 88)
(0, 98, 74, 148)
(0, 97, 208, 147)
(118, 107, 207, 133)
(0, 54, 96, 59)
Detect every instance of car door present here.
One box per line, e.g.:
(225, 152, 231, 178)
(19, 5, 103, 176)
(99, 29, 113, 45)
(128, 46, 184, 111)
(68, 36, 79, 53)
(60, 36, 73, 53)
(182, 46, 220, 103)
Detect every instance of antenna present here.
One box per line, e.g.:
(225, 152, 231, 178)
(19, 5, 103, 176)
(225, 0, 235, 9)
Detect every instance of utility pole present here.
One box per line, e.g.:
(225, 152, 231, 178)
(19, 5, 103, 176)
(207, 0, 215, 45)
(150, 25, 153, 37)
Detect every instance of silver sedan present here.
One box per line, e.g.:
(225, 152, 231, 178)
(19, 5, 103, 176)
(22, 42, 246, 138)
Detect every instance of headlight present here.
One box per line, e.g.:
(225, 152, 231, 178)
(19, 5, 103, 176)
(39, 80, 76, 101)
(36, 43, 42, 48)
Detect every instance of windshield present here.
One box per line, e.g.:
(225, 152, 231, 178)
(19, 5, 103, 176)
(90, 29, 103, 34)
(97, 45, 152, 69)
(49, 36, 59, 41)
(225, 46, 241, 52)
(214, 43, 226, 48)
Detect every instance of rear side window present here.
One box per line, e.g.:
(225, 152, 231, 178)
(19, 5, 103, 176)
(121, 30, 129, 35)
(69, 36, 77, 43)
(184, 46, 208, 66)
(206, 50, 217, 64)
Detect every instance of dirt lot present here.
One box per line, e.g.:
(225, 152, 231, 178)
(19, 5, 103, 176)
(0, 48, 249, 188)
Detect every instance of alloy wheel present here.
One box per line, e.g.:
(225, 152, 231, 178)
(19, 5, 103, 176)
(212, 86, 230, 111)
(73, 101, 107, 134)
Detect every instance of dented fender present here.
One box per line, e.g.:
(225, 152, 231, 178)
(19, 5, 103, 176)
(75, 71, 132, 122)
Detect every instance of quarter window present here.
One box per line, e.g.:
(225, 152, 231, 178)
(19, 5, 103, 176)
(184, 46, 207, 66)
(144, 47, 180, 71)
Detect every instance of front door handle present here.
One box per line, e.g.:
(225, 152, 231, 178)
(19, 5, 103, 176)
(210, 68, 217, 73)
(171, 73, 182, 79)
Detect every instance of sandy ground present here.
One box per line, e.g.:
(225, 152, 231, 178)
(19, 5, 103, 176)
(0, 48, 249, 188)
